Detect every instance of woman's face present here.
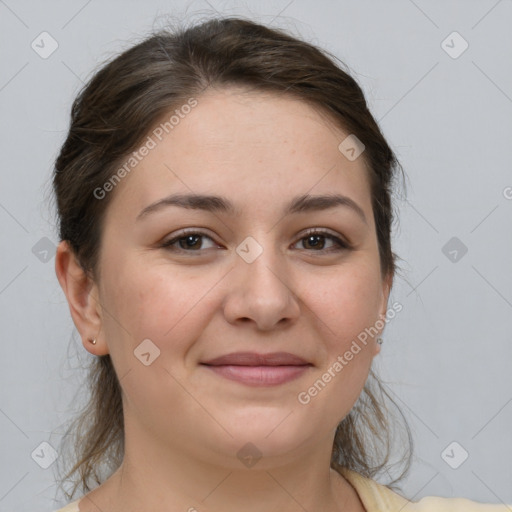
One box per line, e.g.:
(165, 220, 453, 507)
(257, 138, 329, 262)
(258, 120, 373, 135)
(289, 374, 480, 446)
(84, 87, 391, 467)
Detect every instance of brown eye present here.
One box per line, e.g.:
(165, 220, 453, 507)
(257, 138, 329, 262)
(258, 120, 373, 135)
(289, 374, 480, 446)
(160, 228, 350, 255)
(294, 230, 350, 253)
(160, 230, 218, 253)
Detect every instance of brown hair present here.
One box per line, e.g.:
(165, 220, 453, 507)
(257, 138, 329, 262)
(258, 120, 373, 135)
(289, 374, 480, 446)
(52, 15, 412, 500)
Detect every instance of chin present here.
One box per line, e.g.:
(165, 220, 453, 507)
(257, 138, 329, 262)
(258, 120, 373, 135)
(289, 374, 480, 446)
(207, 413, 319, 459)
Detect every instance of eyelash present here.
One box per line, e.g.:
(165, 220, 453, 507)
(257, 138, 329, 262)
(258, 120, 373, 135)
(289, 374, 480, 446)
(159, 228, 351, 255)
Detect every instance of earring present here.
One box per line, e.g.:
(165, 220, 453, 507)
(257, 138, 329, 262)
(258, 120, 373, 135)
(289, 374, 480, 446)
(89, 338, 97, 345)
(377, 337, 383, 345)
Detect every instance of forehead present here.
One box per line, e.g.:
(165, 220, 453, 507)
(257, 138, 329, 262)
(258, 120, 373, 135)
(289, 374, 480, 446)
(106, 87, 373, 221)
(165, 86, 350, 157)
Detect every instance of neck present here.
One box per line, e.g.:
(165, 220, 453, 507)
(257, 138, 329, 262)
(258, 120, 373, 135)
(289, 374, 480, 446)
(82, 421, 365, 512)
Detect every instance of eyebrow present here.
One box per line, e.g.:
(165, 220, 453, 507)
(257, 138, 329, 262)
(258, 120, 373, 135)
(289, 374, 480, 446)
(136, 192, 367, 224)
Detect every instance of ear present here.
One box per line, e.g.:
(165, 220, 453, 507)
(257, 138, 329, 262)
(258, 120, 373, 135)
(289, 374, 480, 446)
(373, 270, 393, 356)
(55, 240, 109, 356)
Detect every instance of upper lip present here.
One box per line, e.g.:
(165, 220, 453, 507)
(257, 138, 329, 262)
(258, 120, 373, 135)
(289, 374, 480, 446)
(201, 352, 311, 366)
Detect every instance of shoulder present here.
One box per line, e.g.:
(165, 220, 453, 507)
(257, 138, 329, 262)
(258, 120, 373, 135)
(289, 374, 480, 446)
(411, 495, 510, 511)
(338, 467, 510, 511)
(53, 499, 80, 512)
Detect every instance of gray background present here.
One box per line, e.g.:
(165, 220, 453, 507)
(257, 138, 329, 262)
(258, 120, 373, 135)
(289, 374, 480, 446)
(1, 0, 511, 510)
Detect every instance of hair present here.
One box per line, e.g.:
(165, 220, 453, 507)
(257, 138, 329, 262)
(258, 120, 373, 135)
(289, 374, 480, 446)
(52, 15, 412, 501)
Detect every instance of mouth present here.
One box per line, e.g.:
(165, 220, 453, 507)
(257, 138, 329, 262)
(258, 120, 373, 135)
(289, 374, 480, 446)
(200, 352, 313, 386)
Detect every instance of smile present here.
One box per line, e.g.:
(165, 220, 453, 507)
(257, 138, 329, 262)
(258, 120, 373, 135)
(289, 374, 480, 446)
(200, 364, 312, 386)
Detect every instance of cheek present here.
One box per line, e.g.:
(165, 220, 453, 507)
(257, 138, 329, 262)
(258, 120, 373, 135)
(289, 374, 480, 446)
(99, 256, 216, 367)
(294, 265, 382, 425)
(311, 262, 383, 346)
(97, 258, 219, 427)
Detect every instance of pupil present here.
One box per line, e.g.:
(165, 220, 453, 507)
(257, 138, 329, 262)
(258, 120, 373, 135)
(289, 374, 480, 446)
(307, 235, 323, 249)
(182, 235, 200, 249)
(177, 234, 327, 251)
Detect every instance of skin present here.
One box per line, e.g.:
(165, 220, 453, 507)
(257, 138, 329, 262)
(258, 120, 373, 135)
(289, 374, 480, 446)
(56, 86, 392, 512)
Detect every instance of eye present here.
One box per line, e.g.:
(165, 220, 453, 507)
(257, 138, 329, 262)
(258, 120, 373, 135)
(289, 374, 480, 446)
(160, 229, 219, 253)
(292, 229, 350, 253)
(160, 228, 350, 255)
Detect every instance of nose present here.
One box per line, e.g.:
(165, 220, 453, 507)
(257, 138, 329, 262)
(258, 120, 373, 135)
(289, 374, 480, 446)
(222, 238, 301, 331)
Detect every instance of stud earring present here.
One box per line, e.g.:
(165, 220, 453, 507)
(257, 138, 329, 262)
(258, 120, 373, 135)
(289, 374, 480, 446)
(377, 337, 383, 345)
(89, 338, 97, 345)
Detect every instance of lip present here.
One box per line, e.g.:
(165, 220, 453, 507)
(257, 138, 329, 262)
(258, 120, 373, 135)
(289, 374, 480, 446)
(201, 351, 310, 366)
(200, 352, 312, 387)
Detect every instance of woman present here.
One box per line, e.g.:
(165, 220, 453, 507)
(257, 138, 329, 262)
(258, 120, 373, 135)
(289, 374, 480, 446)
(52, 16, 507, 511)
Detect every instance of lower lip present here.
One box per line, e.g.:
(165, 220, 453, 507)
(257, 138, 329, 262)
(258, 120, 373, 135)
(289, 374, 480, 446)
(201, 364, 311, 386)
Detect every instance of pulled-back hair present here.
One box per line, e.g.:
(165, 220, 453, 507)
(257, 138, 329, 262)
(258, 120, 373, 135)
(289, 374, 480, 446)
(53, 15, 412, 500)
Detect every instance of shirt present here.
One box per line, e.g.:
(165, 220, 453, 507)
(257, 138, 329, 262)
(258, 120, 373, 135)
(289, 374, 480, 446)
(53, 467, 510, 511)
